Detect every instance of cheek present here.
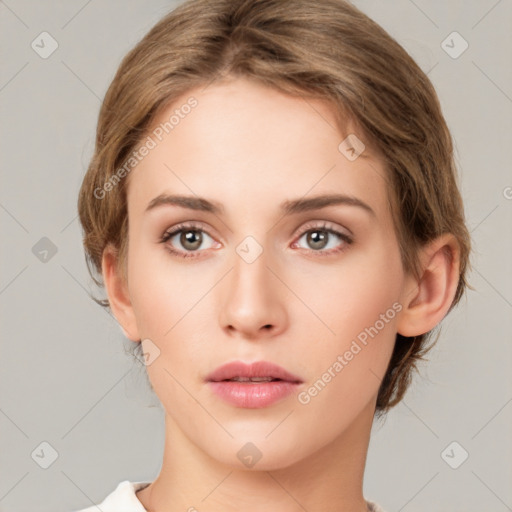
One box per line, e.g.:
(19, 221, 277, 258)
(292, 233, 403, 342)
(294, 289, 400, 439)
(127, 241, 197, 336)
(292, 238, 403, 404)
(126, 243, 213, 383)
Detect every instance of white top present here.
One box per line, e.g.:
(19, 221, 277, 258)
(72, 481, 150, 512)
(72, 480, 386, 512)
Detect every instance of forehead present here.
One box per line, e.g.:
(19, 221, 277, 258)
(126, 77, 390, 220)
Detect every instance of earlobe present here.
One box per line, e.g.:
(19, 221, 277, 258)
(102, 244, 140, 342)
(396, 234, 461, 337)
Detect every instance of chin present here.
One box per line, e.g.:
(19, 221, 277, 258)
(198, 433, 313, 472)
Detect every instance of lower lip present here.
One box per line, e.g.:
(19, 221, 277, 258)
(207, 380, 300, 408)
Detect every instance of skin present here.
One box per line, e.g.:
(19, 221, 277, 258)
(102, 76, 461, 512)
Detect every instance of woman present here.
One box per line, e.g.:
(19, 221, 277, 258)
(74, 0, 471, 510)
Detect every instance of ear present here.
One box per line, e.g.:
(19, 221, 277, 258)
(102, 244, 140, 342)
(396, 233, 461, 337)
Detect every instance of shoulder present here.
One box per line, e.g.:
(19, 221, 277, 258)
(366, 499, 387, 512)
(71, 480, 152, 512)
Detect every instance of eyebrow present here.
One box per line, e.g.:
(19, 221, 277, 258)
(145, 193, 375, 217)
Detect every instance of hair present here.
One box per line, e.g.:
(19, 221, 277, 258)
(77, 0, 472, 418)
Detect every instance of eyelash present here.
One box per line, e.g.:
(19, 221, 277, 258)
(159, 221, 354, 259)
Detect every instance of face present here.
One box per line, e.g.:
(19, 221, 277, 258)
(117, 76, 409, 469)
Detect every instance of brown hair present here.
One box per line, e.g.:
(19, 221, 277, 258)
(77, 0, 472, 418)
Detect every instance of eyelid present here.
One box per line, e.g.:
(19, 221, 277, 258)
(160, 219, 353, 257)
(292, 219, 352, 240)
(160, 221, 220, 246)
(161, 220, 350, 241)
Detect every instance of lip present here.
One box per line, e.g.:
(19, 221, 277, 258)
(205, 361, 303, 409)
(205, 360, 303, 383)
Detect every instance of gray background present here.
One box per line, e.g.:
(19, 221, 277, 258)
(1, 1, 511, 511)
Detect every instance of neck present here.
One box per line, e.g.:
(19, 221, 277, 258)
(137, 399, 377, 512)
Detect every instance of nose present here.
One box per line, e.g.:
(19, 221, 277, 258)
(219, 243, 288, 340)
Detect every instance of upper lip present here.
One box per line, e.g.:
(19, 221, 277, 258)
(205, 361, 303, 383)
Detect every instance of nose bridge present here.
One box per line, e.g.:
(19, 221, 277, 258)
(219, 232, 287, 336)
(231, 233, 276, 305)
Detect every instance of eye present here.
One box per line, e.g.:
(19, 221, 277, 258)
(160, 222, 217, 258)
(292, 222, 353, 255)
(160, 221, 353, 259)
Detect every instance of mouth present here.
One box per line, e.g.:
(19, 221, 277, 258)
(205, 360, 303, 384)
(205, 361, 303, 408)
